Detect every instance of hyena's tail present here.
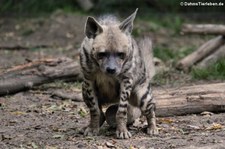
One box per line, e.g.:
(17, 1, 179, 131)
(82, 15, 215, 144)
(138, 37, 155, 80)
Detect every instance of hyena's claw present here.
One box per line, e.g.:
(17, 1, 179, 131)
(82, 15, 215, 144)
(83, 127, 99, 136)
(116, 129, 132, 139)
(147, 127, 159, 135)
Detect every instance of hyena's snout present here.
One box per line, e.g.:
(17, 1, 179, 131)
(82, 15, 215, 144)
(104, 56, 121, 75)
(106, 66, 116, 74)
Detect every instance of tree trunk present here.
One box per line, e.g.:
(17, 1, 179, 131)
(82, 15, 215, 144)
(182, 24, 225, 35)
(155, 83, 225, 117)
(0, 57, 82, 96)
(176, 36, 225, 71)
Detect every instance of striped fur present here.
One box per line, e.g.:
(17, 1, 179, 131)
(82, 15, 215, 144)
(80, 9, 158, 139)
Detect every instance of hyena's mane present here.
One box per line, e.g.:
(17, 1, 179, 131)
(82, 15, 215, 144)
(97, 15, 120, 26)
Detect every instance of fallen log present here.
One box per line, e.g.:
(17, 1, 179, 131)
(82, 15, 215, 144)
(197, 44, 225, 68)
(182, 24, 225, 35)
(176, 36, 225, 71)
(0, 57, 82, 96)
(155, 83, 225, 117)
(100, 83, 225, 125)
(52, 83, 225, 117)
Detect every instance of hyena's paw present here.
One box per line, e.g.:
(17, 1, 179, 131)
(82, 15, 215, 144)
(83, 126, 99, 136)
(147, 127, 159, 135)
(116, 129, 132, 139)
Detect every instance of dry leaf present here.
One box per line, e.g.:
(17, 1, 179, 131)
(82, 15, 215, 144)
(206, 123, 223, 130)
(46, 146, 58, 149)
(105, 142, 115, 148)
(79, 107, 88, 117)
(187, 125, 201, 130)
(11, 111, 26, 115)
(52, 134, 64, 139)
(31, 142, 38, 149)
(201, 111, 214, 116)
(129, 145, 138, 149)
(158, 118, 174, 124)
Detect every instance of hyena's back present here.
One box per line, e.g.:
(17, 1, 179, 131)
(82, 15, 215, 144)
(138, 38, 155, 80)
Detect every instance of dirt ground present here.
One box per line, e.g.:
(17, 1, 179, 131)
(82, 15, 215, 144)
(0, 12, 225, 149)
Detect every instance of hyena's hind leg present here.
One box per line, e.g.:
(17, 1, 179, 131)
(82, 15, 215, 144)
(136, 82, 158, 135)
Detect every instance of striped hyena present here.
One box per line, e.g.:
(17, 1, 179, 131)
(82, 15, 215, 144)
(79, 9, 158, 139)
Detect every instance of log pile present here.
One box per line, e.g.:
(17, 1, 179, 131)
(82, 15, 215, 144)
(177, 24, 225, 71)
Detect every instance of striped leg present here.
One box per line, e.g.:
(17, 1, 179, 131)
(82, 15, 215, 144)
(138, 82, 158, 135)
(82, 80, 101, 136)
(116, 78, 133, 139)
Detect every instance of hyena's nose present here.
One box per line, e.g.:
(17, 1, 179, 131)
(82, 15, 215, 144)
(106, 67, 116, 74)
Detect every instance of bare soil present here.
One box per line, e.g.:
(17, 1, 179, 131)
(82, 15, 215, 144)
(0, 12, 225, 149)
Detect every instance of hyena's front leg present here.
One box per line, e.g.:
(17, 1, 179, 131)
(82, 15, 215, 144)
(138, 82, 158, 135)
(82, 80, 101, 136)
(116, 78, 133, 139)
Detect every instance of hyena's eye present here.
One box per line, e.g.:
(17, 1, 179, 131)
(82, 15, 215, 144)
(117, 52, 126, 60)
(97, 52, 107, 59)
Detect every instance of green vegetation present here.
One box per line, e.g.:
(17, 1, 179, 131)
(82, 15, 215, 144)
(154, 47, 175, 62)
(141, 14, 184, 34)
(153, 46, 195, 62)
(191, 59, 225, 80)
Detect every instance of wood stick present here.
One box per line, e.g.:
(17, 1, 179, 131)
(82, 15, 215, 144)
(197, 44, 225, 68)
(51, 90, 83, 102)
(0, 57, 82, 96)
(176, 36, 225, 71)
(182, 24, 225, 35)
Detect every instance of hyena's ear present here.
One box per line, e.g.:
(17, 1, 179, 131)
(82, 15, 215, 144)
(85, 17, 103, 39)
(119, 8, 138, 34)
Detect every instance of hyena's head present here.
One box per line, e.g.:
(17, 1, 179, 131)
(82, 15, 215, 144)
(84, 9, 138, 76)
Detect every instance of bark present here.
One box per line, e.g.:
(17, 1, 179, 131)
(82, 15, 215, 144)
(0, 57, 82, 96)
(182, 24, 225, 35)
(176, 36, 225, 71)
(155, 83, 225, 117)
(197, 44, 225, 68)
